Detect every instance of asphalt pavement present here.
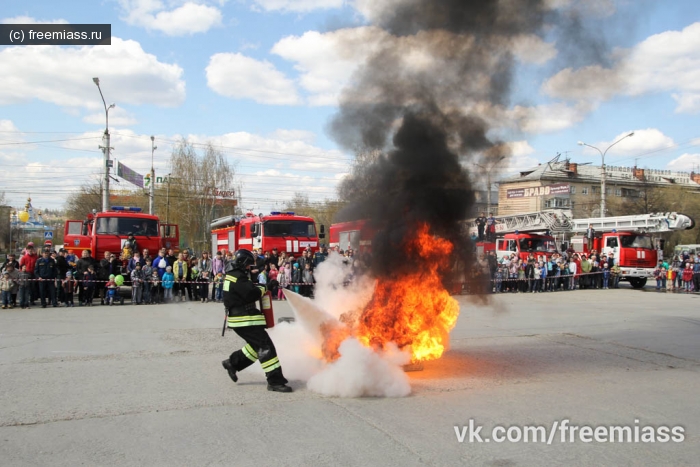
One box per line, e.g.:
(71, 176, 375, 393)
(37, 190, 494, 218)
(1, 287, 698, 466)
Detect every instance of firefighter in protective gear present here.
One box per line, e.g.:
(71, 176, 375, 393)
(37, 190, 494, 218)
(221, 249, 292, 393)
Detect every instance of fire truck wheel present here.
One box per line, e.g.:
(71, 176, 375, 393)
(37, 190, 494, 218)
(629, 278, 647, 289)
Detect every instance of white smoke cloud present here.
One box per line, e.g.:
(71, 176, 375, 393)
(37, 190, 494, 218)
(265, 253, 413, 397)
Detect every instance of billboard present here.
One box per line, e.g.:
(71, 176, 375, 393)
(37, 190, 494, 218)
(507, 183, 570, 199)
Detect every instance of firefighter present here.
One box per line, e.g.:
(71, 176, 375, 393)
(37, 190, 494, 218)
(221, 249, 292, 393)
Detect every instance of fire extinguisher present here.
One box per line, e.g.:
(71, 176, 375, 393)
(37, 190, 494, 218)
(260, 291, 275, 328)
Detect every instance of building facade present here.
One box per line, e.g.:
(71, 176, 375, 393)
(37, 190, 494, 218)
(497, 155, 700, 218)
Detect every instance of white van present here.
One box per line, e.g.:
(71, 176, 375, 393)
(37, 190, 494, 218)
(673, 244, 700, 257)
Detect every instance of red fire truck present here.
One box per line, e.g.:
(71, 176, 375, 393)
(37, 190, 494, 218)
(328, 219, 377, 254)
(211, 211, 323, 255)
(63, 206, 180, 261)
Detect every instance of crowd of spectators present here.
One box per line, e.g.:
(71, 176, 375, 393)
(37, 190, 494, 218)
(0, 243, 342, 308)
(466, 248, 700, 294)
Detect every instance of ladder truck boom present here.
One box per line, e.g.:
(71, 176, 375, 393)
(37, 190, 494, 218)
(465, 210, 573, 236)
(569, 212, 695, 234)
(467, 210, 694, 236)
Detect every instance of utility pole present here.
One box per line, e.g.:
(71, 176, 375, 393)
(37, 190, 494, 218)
(578, 132, 634, 218)
(93, 77, 115, 212)
(474, 155, 505, 215)
(166, 173, 171, 223)
(150, 136, 157, 215)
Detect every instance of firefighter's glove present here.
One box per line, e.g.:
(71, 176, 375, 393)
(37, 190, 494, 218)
(257, 285, 266, 296)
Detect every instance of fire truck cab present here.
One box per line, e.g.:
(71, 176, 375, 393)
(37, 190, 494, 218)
(211, 212, 323, 255)
(63, 207, 180, 261)
(570, 231, 659, 288)
(489, 233, 557, 262)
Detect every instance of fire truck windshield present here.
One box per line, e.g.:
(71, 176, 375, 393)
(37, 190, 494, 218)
(620, 234, 653, 249)
(96, 217, 158, 236)
(263, 220, 316, 237)
(520, 238, 557, 252)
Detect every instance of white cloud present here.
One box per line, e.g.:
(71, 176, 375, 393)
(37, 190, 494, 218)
(272, 27, 558, 108)
(119, 0, 222, 36)
(0, 37, 185, 109)
(667, 153, 700, 171)
(269, 129, 316, 143)
(272, 27, 383, 106)
(251, 0, 344, 12)
(585, 128, 673, 158)
(1, 16, 69, 24)
(542, 65, 623, 101)
(506, 101, 594, 134)
(206, 52, 301, 105)
(83, 107, 138, 127)
(542, 22, 700, 113)
(501, 141, 539, 176)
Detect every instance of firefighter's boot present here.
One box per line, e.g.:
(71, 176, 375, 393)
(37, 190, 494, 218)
(221, 359, 238, 383)
(267, 384, 293, 393)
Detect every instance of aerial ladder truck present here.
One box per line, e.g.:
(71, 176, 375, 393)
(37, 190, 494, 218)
(465, 210, 694, 288)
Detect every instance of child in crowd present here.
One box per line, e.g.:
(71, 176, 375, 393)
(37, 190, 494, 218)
(122, 241, 134, 269)
(105, 274, 118, 305)
(162, 266, 175, 302)
(0, 271, 13, 309)
(130, 263, 144, 305)
(494, 265, 503, 293)
(83, 265, 97, 306)
(62, 271, 78, 307)
(142, 259, 153, 304)
(149, 270, 161, 304)
(602, 262, 610, 289)
(654, 262, 666, 290)
(17, 264, 31, 309)
(682, 263, 694, 292)
(213, 273, 224, 302)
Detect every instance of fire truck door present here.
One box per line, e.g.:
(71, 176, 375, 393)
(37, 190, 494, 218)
(603, 236, 619, 264)
(228, 230, 236, 252)
(253, 222, 263, 250)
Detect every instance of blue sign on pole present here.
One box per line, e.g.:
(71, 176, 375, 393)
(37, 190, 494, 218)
(44, 231, 53, 239)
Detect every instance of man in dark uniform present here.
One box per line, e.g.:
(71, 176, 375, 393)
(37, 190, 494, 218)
(35, 248, 58, 308)
(221, 249, 292, 393)
(475, 212, 487, 242)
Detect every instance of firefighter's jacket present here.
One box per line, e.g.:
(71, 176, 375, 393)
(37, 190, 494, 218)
(223, 269, 266, 328)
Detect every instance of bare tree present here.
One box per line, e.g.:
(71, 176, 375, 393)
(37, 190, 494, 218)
(166, 140, 240, 252)
(65, 183, 102, 220)
(282, 193, 345, 241)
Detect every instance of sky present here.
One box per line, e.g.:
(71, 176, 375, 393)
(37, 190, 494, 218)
(1, 0, 700, 215)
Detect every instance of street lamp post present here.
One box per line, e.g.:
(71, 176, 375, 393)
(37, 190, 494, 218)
(9, 210, 15, 253)
(475, 156, 505, 215)
(578, 132, 635, 218)
(150, 136, 157, 215)
(93, 77, 115, 213)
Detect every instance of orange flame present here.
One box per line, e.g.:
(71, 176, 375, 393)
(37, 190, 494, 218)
(323, 223, 459, 362)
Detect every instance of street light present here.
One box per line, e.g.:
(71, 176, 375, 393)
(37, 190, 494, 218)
(93, 77, 115, 213)
(474, 155, 505, 215)
(150, 136, 157, 215)
(578, 132, 634, 218)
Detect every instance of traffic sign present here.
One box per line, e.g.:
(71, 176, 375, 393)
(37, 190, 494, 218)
(44, 231, 53, 239)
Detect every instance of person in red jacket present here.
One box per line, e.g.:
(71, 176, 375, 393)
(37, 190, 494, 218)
(682, 263, 694, 292)
(19, 242, 39, 305)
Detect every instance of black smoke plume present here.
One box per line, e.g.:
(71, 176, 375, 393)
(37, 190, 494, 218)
(329, 0, 604, 282)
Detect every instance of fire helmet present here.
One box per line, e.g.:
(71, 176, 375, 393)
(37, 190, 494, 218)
(226, 249, 255, 272)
